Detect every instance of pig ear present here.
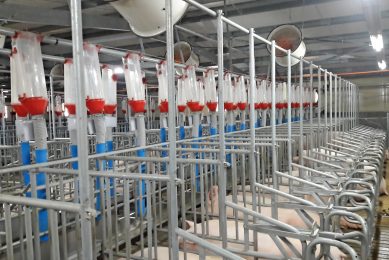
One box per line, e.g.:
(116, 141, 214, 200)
(184, 221, 193, 230)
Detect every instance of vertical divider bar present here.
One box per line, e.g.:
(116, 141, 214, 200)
(351, 85, 357, 127)
(24, 207, 34, 260)
(338, 77, 342, 131)
(216, 9, 228, 251)
(317, 67, 321, 147)
(346, 81, 349, 130)
(49, 75, 56, 140)
(338, 78, 341, 131)
(165, 0, 179, 259)
(270, 41, 278, 219)
(349, 82, 351, 130)
(329, 73, 333, 142)
(309, 63, 313, 153)
(324, 70, 328, 146)
(5, 203, 13, 260)
(248, 29, 257, 210)
(334, 74, 337, 133)
(354, 85, 357, 127)
(69, 0, 94, 259)
(287, 51, 292, 185)
(344, 81, 347, 130)
(49, 209, 60, 260)
(298, 59, 304, 174)
(248, 27, 259, 253)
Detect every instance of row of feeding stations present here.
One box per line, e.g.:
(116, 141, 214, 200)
(0, 2, 370, 258)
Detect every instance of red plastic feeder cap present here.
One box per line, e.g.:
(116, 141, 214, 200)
(257, 103, 266, 110)
(159, 101, 169, 113)
(276, 103, 284, 109)
(128, 100, 146, 114)
(177, 105, 186, 113)
(303, 102, 310, 108)
(65, 104, 76, 115)
(122, 109, 127, 114)
(237, 102, 247, 111)
(187, 101, 202, 112)
(313, 102, 318, 107)
(104, 104, 117, 115)
(254, 103, 260, 110)
(267, 103, 272, 109)
(198, 105, 204, 111)
(12, 103, 28, 117)
(55, 111, 62, 117)
(19, 97, 48, 116)
(224, 102, 235, 111)
(206, 102, 218, 112)
(86, 98, 105, 115)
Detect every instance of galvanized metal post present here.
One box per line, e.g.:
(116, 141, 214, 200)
(329, 73, 333, 142)
(309, 63, 313, 154)
(270, 41, 278, 219)
(248, 28, 257, 206)
(287, 51, 292, 182)
(324, 70, 328, 145)
(217, 9, 228, 250)
(317, 67, 321, 146)
(334, 74, 337, 133)
(165, 0, 179, 259)
(299, 59, 304, 171)
(338, 77, 342, 131)
(49, 73, 56, 140)
(69, 0, 94, 259)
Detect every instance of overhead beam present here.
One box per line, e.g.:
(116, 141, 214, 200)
(0, 3, 131, 31)
(181, 0, 339, 24)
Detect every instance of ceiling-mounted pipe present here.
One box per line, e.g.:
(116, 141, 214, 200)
(264, 68, 389, 80)
(0, 26, 210, 73)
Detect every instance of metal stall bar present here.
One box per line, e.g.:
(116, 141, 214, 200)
(217, 9, 228, 251)
(166, 0, 179, 258)
(69, 0, 94, 259)
(270, 41, 278, 219)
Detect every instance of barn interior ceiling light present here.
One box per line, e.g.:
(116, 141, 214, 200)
(370, 34, 384, 52)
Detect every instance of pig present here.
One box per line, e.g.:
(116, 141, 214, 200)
(208, 186, 362, 230)
(182, 220, 347, 260)
(131, 246, 222, 260)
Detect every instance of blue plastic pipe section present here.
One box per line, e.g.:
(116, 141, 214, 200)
(160, 116, 167, 172)
(106, 140, 113, 169)
(179, 113, 186, 140)
(21, 141, 31, 191)
(192, 113, 201, 192)
(136, 148, 146, 215)
(179, 126, 185, 140)
(225, 111, 234, 165)
(95, 142, 106, 219)
(136, 115, 147, 216)
(70, 145, 78, 169)
(106, 138, 114, 197)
